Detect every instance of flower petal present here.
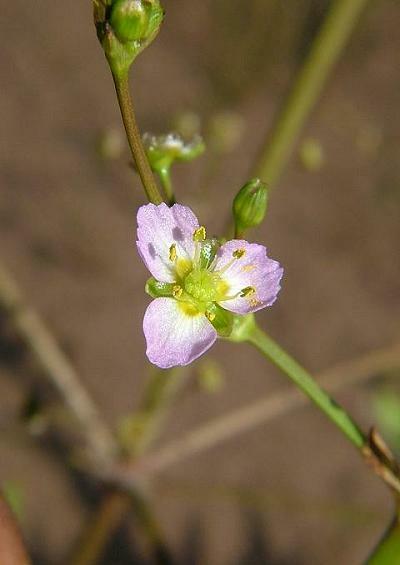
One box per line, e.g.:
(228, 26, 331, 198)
(137, 203, 199, 282)
(214, 239, 283, 314)
(143, 298, 217, 369)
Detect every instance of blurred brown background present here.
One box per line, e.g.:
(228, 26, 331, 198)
(1, 0, 400, 563)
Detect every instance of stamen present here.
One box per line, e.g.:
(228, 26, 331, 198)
(241, 264, 256, 273)
(205, 310, 216, 322)
(169, 244, 177, 262)
(240, 286, 256, 298)
(233, 249, 246, 259)
(193, 227, 206, 266)
(250, 298, 262, 308)
(193, 226, 207, 242)
(172, 285, 183, 298)
(217, 249, 246, 275)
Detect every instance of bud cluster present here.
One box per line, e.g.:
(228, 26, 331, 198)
(94, 0, 164, 77)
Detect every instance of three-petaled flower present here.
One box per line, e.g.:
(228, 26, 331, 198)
(137, 203, 283, 368)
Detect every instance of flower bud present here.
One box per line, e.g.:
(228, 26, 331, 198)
(197, 360, 225, 394)
(232, 178, 269, 237)
(143, 132, 205, 174)
(110, 0, 161, 43)
(94, 0, 164, 78)
(143, 132, 205, 202)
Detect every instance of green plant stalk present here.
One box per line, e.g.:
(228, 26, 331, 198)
(246, 322, 365, 448)
(367, 515, 400, 564)
(256, 0, 369, 186)
(158, 168, 175, 205)
(113, 74, 163, 205)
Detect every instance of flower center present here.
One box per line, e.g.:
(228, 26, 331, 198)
(184, 269, 220, 304)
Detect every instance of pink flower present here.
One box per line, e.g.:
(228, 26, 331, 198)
(137, 203, 283, 368)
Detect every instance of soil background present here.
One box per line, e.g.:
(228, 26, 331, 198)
(1, 1, 400, 563)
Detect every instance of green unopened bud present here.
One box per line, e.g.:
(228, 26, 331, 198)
(299, 138, 324, 172)
(110, 0, 160, 43)
(94, 0, 164, 78)
(207, 112, 245, 155)
(206, 304, 234, 338)
(232, 178, 269, 237)
(197, 359, 225, 394)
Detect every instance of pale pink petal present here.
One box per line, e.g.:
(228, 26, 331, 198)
(137, 203, 199, 282)
(214, 239, 283, 314)
(143, 298, 217, 369)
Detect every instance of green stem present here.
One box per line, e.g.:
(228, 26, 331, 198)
(158, 168, 175, 205)
(256, 0, 368, 186)
(246, 322, 365, 449)
(367, 515, 400, 564)
(113, 74, 163, 205)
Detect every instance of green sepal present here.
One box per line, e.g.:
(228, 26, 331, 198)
(199, 238, 220, 270)
(207, 304, 234, 338)
(233, 178, 269, 237)
(228, 313, 256, 342)
(145, 277, 175, 298)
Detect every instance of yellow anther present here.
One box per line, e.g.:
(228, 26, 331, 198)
(193, 226, 207, 242)
(233, 248, 246, 259)
(240, 286, 256, 298)
(250, 298, 262, 308)
(169, 243, 177, 262)
(205, 310, 216, 322)
(241, 264, 256, 273)
(172, 285, 183, 298)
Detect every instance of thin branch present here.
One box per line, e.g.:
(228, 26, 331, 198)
(366, 512, 400, 564)
(255, 0, 369, 186)
(0, 262, 171, 563)
(113, 75, 164, 205)
(70, 367, 188, 565)
(0, 492, 31, 565)
(113, 341, 400, 480)
(158, 480, 385, 525)
(0, 263, 116, 466)
(70, 487, 172, 565)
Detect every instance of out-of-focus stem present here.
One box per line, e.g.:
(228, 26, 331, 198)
(255, 0, 369, 186)
(113, 74, 163, 205)
(71, 489, 172, 565)
(110, 341, 400, 479)
(367, 514, 400, 564)
(71, 368, 187, 565)
(246, 324, 400, 496)
(0, 493, 31, 565)
(71, 492, 131, 565)
(0, 263, 116, 466)
(0, 262, 171, 564)
(129, 367, 188, 457)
